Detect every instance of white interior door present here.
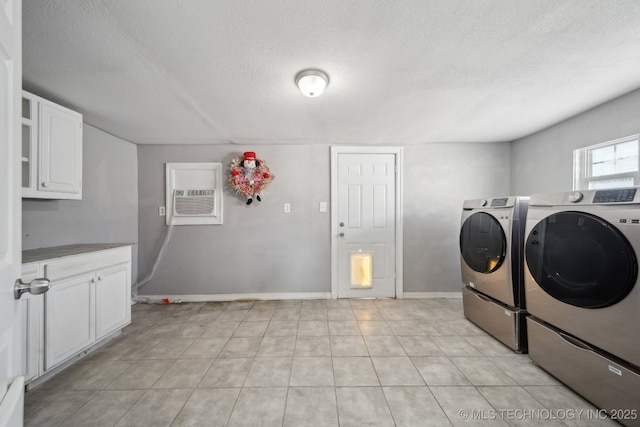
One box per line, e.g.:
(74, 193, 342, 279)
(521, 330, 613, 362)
(331, 147, 403, 298)
(0, 0, 24, 425)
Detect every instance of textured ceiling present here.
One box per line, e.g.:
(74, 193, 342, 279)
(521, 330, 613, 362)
(22, 0, 640, 145)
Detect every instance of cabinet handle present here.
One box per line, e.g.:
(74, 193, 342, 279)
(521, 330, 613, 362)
(90, 278, 96, 283)
(98, 275, 104, 281)
(41, 182, 48, 187)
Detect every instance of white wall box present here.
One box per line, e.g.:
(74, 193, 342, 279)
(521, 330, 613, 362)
(19, 246, 131, 386)
(22, 90, 83, 199)
(165, 162, 224, 225)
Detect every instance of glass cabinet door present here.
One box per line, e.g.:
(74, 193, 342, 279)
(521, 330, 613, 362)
(21, 94, 37, 191)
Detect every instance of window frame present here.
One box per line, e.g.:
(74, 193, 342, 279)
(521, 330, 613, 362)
(573, 134, 640, 190)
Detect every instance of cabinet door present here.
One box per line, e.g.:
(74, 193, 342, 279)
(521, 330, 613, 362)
(21, 93, 38, 195)
(18, 263, 43, 383)
(38, 101, 82, 196)
(95, 263, 131, 340)
(45, 273, 95, 370)
(18, 294, 43, 383)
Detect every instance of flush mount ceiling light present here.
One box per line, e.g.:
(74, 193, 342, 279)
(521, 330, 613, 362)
(295, 69, 329, 97)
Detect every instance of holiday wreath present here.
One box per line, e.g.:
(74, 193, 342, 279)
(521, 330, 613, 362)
(229, 151, 274, 205)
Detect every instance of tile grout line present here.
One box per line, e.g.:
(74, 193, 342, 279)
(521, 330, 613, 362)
(25, 299, 604, 427)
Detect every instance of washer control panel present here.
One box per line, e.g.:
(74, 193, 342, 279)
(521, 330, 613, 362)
(593, 188, 637, 203)
(490, 197, 509, 207)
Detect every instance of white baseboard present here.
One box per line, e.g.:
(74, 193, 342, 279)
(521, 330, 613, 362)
(403, 291, 462, 299)
(135, 291, 461, 303)
(26, 329, 122, 391)
(136, 292, 332, 303)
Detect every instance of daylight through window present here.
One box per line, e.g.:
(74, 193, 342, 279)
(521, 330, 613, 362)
(574, 134, 640, 190)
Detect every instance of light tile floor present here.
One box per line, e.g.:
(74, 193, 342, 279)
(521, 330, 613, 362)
(24, 298, 617, 426)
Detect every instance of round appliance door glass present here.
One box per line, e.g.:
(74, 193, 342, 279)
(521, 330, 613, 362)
(460, 212, 507, 274)
(525, 211, 637, 308)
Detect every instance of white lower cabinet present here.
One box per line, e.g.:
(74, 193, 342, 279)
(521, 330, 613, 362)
(20, 245, 131, 385)
(95, 263, 131, 340)
(45, 272, 95, 370)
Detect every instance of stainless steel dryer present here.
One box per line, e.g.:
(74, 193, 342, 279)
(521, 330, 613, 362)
(459, 196, 529, 352)
(524, 188, 640, 424)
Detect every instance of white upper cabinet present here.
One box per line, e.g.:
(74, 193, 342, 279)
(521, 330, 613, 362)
(22, 91, 83, 199)
(38, 101, 83, 195)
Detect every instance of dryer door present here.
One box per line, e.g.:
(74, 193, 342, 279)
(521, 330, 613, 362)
(460, 212, 507, 274)
(525, 211, 637, 308)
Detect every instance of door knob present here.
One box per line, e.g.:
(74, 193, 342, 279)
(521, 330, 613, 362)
(14, 278, 50, 300)
(339, 232, 345, 237)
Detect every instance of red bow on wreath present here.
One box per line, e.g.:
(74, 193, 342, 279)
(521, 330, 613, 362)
(229, 152, 274, 205)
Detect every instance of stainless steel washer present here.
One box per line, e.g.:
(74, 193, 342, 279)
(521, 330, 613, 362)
(524, 188, 640, 424)
(459, 196, 528, 352)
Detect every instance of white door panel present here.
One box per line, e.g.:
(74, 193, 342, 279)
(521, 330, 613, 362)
(334, 151, 399, 298)
(0, 0, 24, 425)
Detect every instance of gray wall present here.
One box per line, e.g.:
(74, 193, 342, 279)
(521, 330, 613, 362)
(403, 143, 511, 292)
(23, 86, 640, 297)
(22, 124, 139, 279)
(137, 145, 331, 295)
(511, 88, 640, 195)
(137, 142, 510, 296)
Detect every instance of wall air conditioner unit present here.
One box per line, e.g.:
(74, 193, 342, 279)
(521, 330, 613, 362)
(173, 189, 216, 217)
(166, 163, 223, 225)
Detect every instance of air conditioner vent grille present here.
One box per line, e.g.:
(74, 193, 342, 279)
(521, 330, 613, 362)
(174, 189, 216, 216)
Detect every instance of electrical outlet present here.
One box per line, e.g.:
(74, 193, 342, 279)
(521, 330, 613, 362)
(284, 203, 291, 213)
(159, 206, 166, 216)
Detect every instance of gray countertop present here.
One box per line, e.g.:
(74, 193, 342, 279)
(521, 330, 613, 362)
(22, 243, 133, 264)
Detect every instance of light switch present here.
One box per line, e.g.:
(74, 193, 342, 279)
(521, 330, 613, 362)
(319, 202, 327, 212)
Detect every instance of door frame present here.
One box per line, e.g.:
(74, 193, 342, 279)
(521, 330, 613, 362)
(0, 0, 24, 423)
(330, 146, 404, 299)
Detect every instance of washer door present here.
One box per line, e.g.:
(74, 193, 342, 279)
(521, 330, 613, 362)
(525, 211, 637, 308)
(460, 212, 506, 274)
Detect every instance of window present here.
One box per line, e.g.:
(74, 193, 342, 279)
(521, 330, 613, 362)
(573, 134, 640, 190)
